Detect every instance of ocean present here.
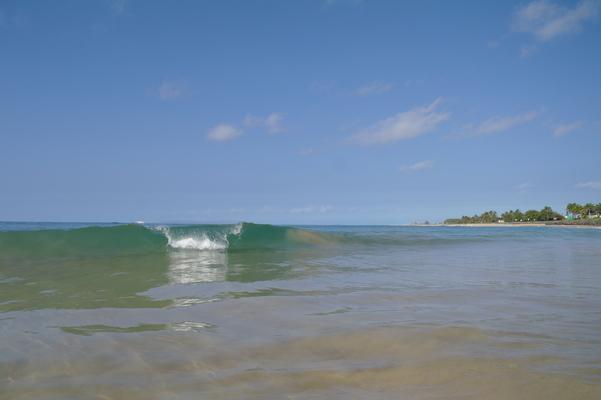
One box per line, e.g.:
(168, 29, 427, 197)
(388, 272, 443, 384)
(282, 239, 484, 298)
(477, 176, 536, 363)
(1, 222, 600, 399)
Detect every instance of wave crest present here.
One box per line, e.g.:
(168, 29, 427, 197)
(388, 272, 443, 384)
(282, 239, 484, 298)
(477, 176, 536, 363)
(156, 225, 236, 251)
(0, 222, 330, 259)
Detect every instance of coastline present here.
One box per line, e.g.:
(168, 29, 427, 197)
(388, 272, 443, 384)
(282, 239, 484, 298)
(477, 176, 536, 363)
(440, 222, 600, 229)
(408, 222, 601, 229)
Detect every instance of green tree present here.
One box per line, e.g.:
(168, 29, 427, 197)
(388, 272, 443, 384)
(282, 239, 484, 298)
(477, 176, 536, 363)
(538, 206, 563, 221)
(566, 203, 582, 219)
(479, 210, 498, 223)
(538, 206, 554, 221)
(583, 203, 595, 219)
(524, 209, 540, 221)
(501, 210, 513, 222)
(501, 209, 522, 222)
(514, 209, 524, 221)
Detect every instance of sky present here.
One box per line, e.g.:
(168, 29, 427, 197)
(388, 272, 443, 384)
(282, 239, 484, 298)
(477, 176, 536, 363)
(1, 0, 600, 224)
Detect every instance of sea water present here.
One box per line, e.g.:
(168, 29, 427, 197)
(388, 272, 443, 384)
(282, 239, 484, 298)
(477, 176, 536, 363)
(1, 222, 600, 399)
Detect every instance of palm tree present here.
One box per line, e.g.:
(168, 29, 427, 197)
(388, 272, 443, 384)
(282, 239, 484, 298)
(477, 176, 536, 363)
(539, 206, 555, 221)
(566, 203, 582, 219)
(583, 203, 596, 219)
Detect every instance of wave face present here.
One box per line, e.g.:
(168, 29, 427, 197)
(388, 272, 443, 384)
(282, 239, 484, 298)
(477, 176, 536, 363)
(0, 224, 167, 259)
(0, 223, 327, 259)
(0, 222, 521, 260)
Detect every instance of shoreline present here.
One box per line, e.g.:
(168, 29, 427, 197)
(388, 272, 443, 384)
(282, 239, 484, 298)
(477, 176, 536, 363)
(407, 222, 600, 229)
(439, 222, 600, 229)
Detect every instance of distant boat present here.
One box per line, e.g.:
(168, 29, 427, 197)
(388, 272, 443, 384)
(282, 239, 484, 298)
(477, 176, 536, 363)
(134, 220, 144, 225)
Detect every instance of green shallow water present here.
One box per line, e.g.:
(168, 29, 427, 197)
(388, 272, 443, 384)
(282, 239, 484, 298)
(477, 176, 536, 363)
(1, 222, 600, 399)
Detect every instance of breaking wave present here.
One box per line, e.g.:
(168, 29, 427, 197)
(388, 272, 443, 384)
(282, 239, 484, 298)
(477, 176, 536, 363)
(0, 222, 497, 259)
(0, 223, 329, 258)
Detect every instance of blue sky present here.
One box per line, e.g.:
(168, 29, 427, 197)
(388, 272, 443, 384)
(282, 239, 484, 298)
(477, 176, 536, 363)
(1, 0, 600, 224)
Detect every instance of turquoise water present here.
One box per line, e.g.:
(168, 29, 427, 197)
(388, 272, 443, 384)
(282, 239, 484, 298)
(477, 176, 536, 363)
(1, 222, 600, 399)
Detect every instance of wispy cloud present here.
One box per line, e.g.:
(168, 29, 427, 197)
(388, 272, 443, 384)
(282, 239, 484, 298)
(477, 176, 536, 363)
(207, 124, 241, 142)
(157, 82, 183, 101)
(553, 121, 583, 137)
(515, 182, 532, 191)
(513, 0, 599, 41)
(576, 181, 601, 189)
(399, 160, 433, 173)
(351, 98, 449, 145)
(244, 112, 285, 134)
(298, 148, 315, 156)
(111, 0, 128, 16)
(208, 112, 285, 142)
(354, 82, 393, 96)
(520, 45, 538, 57)
(464, 111, 539, 136)
(290, 205, 333, 214)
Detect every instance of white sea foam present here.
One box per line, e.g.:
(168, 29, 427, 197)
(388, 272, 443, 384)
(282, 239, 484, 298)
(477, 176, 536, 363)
(168, 235, 227, 250)
(155, 224, 244, 251)
(231, 222, 243, 236)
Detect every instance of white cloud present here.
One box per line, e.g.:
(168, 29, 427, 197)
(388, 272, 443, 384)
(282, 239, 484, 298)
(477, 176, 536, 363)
(207, 124, 241, 142)
(208, 112, 284, 142)
(264, 113, 285, 134)
(553, 121, 583, 137)
(355, 82, 393, 96)
(513, 0, 599, 41)
(399, 160, 433, 173)
(158, 82, 182, 101)
(351, 98, 449, 144)
(576, 181, 601, 189)
(243, 112, 285, 134)
(465, 111, 539, 136)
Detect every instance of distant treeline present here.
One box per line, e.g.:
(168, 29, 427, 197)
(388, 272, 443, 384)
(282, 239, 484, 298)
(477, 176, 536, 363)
(565, 202, 601, 218)
(444, 207, 562, 224)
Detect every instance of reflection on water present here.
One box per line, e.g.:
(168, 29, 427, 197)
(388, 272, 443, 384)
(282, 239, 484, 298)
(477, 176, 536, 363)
(168, 247, 324, 285)
(167, 250, 228, 284)
(0, 247, 325, 312)
(225, 248, 323, 283)
(0, 254, 171, 312)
